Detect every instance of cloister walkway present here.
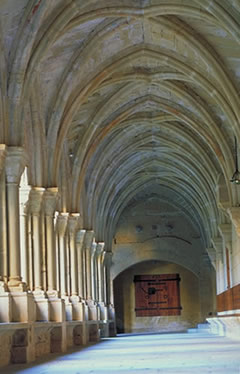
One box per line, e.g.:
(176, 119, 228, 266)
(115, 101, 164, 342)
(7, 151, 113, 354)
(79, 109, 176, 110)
(3, 331, 240, 374)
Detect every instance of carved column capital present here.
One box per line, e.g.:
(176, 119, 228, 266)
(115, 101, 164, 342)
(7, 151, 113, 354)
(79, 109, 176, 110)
(76, 229, 86, 245)
(5, 147, 28, 184)
(84, 230, 95, 250)
(96, 242, 105, 257)
(68, 213, 80, 236)
(29, 187, 45, 215)
(0, 144, 6, 173)
(57, 213, 69, 236)
(43, 187, 59, 216)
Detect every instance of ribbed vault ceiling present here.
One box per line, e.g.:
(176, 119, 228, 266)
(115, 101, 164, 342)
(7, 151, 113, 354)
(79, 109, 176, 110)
(1, 0, 240, 248)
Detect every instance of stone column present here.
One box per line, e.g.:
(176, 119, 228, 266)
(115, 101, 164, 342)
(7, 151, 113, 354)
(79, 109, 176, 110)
(84, 231, 95, 301)
(0, 145, 7, 283)
(5, 147, 28, 289)
(19, 171, 31, 286)
(30, 187, 50, 320)
(212, 237, 224, 294)
(219, 224, 232, 289)
(83, 230, 98, 320)
(68, 214, 80, 297)
(104, 251, 116, 336)
(104, 251, 113, 306)
(0, 145, 11, 322)
(91, 242, 97, 301)
(43, 188, 58, 297)
(96, 243, 105, 302)
(43, 188, 64, 322)
(5, 147, 35, 322)
(76, 229, 86, 300)
(96, 243, 107, 321)
(75, 229, 88, 322)
(57, 213, 69, 298)
(29, 188, 45, 293)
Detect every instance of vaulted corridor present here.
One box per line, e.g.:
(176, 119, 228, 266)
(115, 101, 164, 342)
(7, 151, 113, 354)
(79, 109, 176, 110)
(4, 332, 240, 374)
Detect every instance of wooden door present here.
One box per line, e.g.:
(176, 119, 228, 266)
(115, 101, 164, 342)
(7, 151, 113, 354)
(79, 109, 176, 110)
(134, 274, 182, 317)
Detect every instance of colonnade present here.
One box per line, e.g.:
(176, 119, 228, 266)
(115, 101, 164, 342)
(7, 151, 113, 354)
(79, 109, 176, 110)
(0, 146, 114, 330)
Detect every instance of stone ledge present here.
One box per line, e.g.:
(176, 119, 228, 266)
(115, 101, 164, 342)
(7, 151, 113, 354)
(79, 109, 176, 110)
(207, 316, 240, 341)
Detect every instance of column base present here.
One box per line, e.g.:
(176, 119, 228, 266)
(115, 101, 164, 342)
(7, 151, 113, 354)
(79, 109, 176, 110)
(48, 296, 65, 322)
(8, 279, 28, 292)
(10, 291, 35, 322)
(0, 285, 12, 322)
(70, 296, 86, 321)
(33, 290, 50, 322)
(87, 300, 98, 320)
(108, 304, 115, 320)
(98, 302, 108, 320)
(62, 296, 73, 321)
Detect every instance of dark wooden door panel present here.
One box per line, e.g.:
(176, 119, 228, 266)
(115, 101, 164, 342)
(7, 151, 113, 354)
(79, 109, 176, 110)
(134, 274, 182, 317)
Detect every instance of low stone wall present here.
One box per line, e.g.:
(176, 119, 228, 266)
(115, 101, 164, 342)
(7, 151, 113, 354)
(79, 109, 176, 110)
(0, 319, 115, 368)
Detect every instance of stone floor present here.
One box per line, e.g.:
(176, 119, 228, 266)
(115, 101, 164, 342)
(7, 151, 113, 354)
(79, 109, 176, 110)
(2, 332, 240, 373)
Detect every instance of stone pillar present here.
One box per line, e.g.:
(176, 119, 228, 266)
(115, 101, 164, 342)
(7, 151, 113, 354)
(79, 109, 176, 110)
(83, 230, 98, 320)
(5, 147, 28, 289)
(104, 252, 113, 306)
(57, 213, 72, 320)
(57, 213, 69, 298)
(0, 145, 7, 283)
(104, 251, 116, 336)
(91, 242, 97, 302)
(4, 147, 35, 322)
(43, 188, 64, 322)
(29, 187, 49, 321)
(76, 229, 86, 300)
(75, 229, 88, 322)
(19, 171, 31, 286)
(68, 214, 84, 320)
(96, 243, 105, 302)
(96, 243, 107, 320)
(212, 237, 224, 294)
(29, 188, 45, 291)
(84, 231, 95, 301)
(68, 214, 80, 297)
(43, 188, 58, 296)
(219, 224, 232, 289)
(0, 145, 11, 322)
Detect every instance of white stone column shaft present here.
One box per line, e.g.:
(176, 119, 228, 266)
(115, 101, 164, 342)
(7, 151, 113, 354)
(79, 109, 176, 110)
(91, 242, 97, 301)
(96, 243, 105, 303)
(29, 188, 45, 291)
(84, 231, 95, 300)
(0, 145, 7, 281)
(104, 251, 113, 305)
(68, 214, 80, 296)
(5, 147, 28, 288)
(76, 230, 86, 299)
(57, 213, 69, 297)
(43, 188, 58, 296)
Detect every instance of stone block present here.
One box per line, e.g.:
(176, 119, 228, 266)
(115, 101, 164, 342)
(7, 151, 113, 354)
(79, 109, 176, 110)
(35, 299, 50, 321)
(49, 299, 65, 322)
(11, 292, 36, 322)
(0, 293, 12, 322)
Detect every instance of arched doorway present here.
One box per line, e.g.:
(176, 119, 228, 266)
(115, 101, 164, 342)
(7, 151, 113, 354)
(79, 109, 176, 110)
(114, 260, 214, 334)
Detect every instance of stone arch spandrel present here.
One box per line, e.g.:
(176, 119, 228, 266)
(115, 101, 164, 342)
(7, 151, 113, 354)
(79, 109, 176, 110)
(112, 240, 200, 280)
